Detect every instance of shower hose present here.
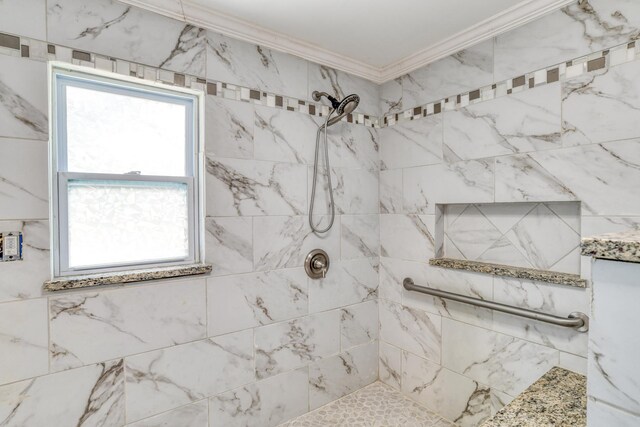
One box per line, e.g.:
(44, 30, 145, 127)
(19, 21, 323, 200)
(309, 109, 335, 234)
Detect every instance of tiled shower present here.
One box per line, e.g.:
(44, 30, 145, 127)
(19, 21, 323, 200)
(1, 0, 639, 426)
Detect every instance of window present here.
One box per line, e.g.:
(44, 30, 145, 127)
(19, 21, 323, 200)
(50, 63, 204, 277)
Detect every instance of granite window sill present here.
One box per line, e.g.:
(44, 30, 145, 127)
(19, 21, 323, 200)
(429, 258, 586, 288)
(43, 263, 212, 292)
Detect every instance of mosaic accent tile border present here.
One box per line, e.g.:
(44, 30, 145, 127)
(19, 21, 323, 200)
(0, 31, 379, 128)
(1, 29, 638, 130)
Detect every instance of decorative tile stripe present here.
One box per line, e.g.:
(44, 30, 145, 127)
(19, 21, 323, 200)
(1, 30, 638, 130)
(0, 31, 379, 128)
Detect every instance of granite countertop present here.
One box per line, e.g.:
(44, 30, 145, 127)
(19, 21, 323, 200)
(482, 367, 586, 427)
(581, 229, 640, 263)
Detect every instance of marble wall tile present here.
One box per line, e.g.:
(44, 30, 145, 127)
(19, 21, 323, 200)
(308, 64, 380, 116)
(402, 351, 493, 427)
(308, 258, 378, 313)
(327, 123, 379, 171)
(341, 214, 380, 259)
(443, 83, 561, 162)
(253, 215, 340, 271)
(0, 139, 48, 220)
(442, 318, 559, 396)
(380, 214, 435, 261)
(255, 310, 340, 380)
(309, 341, 378, 410)
(254, 104, 318, 164)
(207, 268, 308, 336)
(379, 298, 441, 363)
(379, 341, 402, 390)
(127, 400, 208, 427)
(205, 157, 307, 216)
(340, 300, 378, 350)
(380, 77, 403, 114)
(494, 0, 640, 81)
(495, 140, 640, 215)
(559, 352, 587, 375)
(125, 330, 254, 422)
(492, 277, 589, 356)
(205, 96, 254, 160)
(0, 359, 124, 426)
(380, 169, 403, 214)
(49, 279, 206, 371)
(401, 40, 494, 108)
(403, 159, 494, 214)
(0, 54, 47, 140)
(207, 31, 307, 100)
(0, 220, 49, 303)
(48, 0, 206, 75)
(377, 257, 408, 304)
(209, 368, 309, 427)
(587, 398, 640, 427)
(0, 0, 46, 39)
(379, 115, 442, 170)
(563, 61, 640, 146)
(204, 216, 253, 277)
(0, 298, 48, 385)
(581, 216, 640, 236)
(333, 167, 380, 214)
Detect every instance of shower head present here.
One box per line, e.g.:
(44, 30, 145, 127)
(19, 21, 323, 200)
(312, 91, 360, 126)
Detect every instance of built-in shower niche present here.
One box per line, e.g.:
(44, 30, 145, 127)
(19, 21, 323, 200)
(431, 201, 586, 287)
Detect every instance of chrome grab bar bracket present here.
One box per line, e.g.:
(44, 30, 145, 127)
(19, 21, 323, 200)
(403, 277, 589, 332)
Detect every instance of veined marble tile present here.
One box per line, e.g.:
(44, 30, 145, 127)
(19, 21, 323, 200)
(494, 0, 640, 81)
(379, 298, 441, 363)
(587, 398, 640, 427)
(378, 257, 413, 304)
(0, 359, 124, 426)
(0, 0, 46, 39)
(380, 169, 403, 214)
(402, 351, 494, 427)
(559, 352, 588, 376)
(445, 205, 503, 260)
(254, 104, 318, 164)
(308, 257, 378, 313)
(581, 216, 640, 236)
(332, 167, 380, 215)
(204, 216, 253, 276)
(253, 215, 340, 271)
(205, 96, 254, 160)
(125, 330, 254, 423)
(404, 159, 494, 214)
(341, 214, 380, 259)
(0, 139, 48, 220)
(327, 123, 379, 171)
(48, 0, 206, 75)
(205, 157, 307, 216)
(380, 214, 435, 261)
(0, 220, 49, 303)
(0, 54, 47, 141)
(444, 83, 561, 162)
(495, 140, 640, 215)
(379, 115, 442, 170)
(309, 341, 378, 410)
(401, 40, 493, 107)
(0, 298, 48, 385)
(254, 310, 340, 379)
(207, 31, 307, 100)
(49, 279, 206, 371)
(563, 60, 640, 146)
(380, 77, 403, 114)
(127, 400, 208, 427)
(379, 341, 402, 390)
(308, 64, 380, 116)
(340, 300, 378, 350)
(209, 368, 309, 427)
(442, 318, 559, 396)
(207, 268, 308, 336)
(492, 277, 589, 356)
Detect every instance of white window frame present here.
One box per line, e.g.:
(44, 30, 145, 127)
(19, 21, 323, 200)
(49, 62, 205, 277)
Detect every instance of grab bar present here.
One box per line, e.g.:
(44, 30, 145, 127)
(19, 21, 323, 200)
(403, 277, 589, 332)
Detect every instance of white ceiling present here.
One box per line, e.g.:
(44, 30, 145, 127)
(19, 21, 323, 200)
(121, 0, 575, 83)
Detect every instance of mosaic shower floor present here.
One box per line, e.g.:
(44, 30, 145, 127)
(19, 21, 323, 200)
(279, 382, 455, 427)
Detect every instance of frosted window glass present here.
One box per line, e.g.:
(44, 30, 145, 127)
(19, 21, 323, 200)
(65, 85, 188, 176)
(67, 180, 189, 269)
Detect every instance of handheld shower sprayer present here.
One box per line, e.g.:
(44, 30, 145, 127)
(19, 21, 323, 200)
(309, 91, 360, 234)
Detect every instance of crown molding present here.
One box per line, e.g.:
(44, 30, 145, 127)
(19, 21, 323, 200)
(118, 0, 575, 84)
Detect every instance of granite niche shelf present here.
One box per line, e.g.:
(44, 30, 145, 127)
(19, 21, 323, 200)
(429, 257, 587, 288)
